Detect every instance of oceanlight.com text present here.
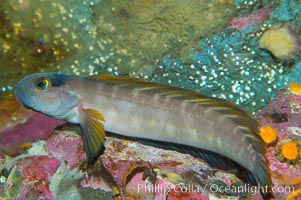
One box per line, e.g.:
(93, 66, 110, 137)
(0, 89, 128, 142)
(137, 182, 295, 196)
(205, 183, 294, 196)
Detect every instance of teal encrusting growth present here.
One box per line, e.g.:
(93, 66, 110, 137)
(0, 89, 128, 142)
(148, 0, 301, 114)
(14, 73, 273, 197)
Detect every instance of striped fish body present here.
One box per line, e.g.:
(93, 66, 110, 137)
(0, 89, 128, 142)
(14, 73, 271, 192)
(73, 78, 254, 164)
(68, 75, 270, 182)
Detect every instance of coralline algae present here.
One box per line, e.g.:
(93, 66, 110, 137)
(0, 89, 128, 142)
(0, 100, 65, 156)
(47, 131, 86, 170)
(256, 88, 301, 200)
(230, 7, 272, 31)
(1, 156, 61, 200)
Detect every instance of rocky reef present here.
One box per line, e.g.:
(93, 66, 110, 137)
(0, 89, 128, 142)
(0, 85, 301, 199)
(0, 100, 65, 156)
(0, 0, 301, 199)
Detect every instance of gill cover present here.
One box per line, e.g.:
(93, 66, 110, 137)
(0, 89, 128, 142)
(14, 73, 79, 119)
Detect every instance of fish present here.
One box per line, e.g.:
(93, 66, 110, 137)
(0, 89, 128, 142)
(14, 73, 272, 196)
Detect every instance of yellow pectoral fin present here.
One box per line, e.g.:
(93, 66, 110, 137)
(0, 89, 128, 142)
(80, 109, 106, 163)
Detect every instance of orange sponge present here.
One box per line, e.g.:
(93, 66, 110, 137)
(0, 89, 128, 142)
(281, 142, 298, 161)
(289, 83, 301, 95)
(259, 125, 278, 144)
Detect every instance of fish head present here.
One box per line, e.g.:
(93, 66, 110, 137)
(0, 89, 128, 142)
(14, 73, 79, 119)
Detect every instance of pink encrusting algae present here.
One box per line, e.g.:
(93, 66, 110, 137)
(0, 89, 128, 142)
(0, 107, 65, 156)
(258, 89, 301, 199)
(18, 156, 60, 199)
(230, 7, 272, 30)
(47, 131, 86, 169)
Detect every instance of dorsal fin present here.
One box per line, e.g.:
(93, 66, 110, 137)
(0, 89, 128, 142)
(86, 74, 148, 83)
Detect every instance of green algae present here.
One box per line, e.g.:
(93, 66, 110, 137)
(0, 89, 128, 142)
(0, 0, 95, 100)
(0, 166, 23, 199)
(0, 0, 238, 100)
(79, 187, 114, 200)
(91, 0, 237, 75)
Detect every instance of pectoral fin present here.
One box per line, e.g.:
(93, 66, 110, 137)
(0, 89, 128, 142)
(80, 109, 106, 163)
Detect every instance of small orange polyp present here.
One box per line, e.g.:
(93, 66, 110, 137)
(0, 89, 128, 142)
(289, 83, 301, 95)
(19, 142, 32, 150)
(281, 142, 298, 161)
(259, 125, 278, 144)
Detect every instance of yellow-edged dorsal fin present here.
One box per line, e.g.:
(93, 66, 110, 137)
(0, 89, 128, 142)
(87, 74, 148, 83)
(80, 108, 106, 163)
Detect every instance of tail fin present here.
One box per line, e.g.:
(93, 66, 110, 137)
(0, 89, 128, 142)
(253, 154, 274, 199)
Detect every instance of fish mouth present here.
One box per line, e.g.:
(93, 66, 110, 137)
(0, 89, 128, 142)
(14, 83, 25, 104)
(14, 83, 35, 110)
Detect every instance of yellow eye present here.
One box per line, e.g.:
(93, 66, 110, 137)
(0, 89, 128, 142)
(36, 79, 50, 90)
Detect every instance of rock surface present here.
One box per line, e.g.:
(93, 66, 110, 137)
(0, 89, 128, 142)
(0, 100, 65, 156)
(0, 86, 300, 199)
